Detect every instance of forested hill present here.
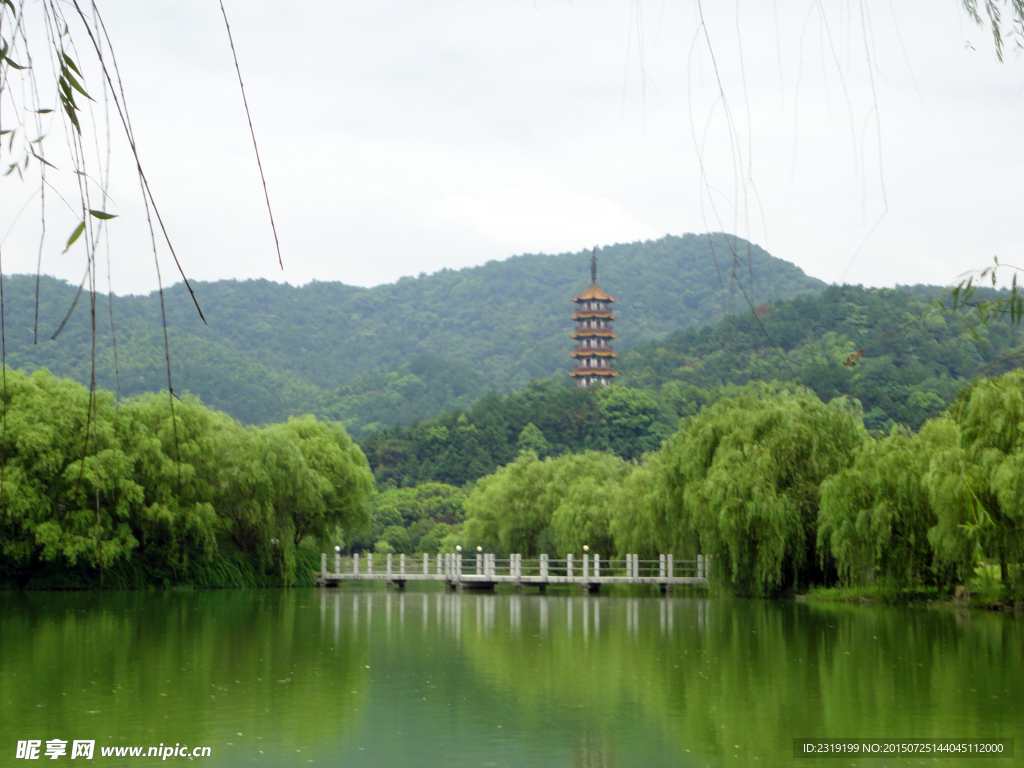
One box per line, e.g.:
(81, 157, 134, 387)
(618, 284, 1024, 430)
(1, 233, 823, 434)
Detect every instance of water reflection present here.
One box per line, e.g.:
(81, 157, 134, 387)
(2, 588, 1020, 768)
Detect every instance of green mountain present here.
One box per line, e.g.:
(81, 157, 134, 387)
(1, 233, 824, 434)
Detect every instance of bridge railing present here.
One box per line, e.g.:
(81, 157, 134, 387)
(321, 552, 712, 580)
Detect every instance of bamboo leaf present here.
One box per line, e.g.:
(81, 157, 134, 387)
(89, 209, 117, 220)
(63, 221, 85, 252)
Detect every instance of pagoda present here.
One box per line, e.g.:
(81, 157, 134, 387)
(569, 249, 618, 387)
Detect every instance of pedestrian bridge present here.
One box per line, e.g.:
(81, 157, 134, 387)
(317, 552, 710, 592)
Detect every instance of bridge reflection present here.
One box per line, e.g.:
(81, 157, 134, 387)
(319, 589, 712, 645)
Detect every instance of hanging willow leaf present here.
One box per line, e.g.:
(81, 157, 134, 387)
(89, 209, 117, 220)
(29, 151, 56, 169)
(61, 52, 82, 76)
(34, 108, 52, 114)
(3, 56, 26, 70)
(63, 101, 80, 133)
(64, 69, 93, 102)
(63, 221, 85, 252)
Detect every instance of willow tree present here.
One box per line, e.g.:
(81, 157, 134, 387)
(463, 449, 633, 556)
(650, 383, 866, 596)
(818, 427, 939, 587)
(0, 369, 139, 575)
(925, 370, 1024, 593)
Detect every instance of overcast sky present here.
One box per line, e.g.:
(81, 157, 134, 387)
(1, 0, 1021, 296)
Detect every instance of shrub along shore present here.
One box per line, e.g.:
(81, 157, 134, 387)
(2, 367, 1022, 604)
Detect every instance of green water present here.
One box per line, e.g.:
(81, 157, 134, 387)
(0, 587, 1019, 767)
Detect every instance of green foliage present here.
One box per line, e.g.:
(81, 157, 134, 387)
(463, 449, 634, 556)
(0, 369, 373, 588)
(593, 386, 669, 459)
(347, 482, 467, 554)
(360, 378, 612, 487)
(516, 423, 550, 457)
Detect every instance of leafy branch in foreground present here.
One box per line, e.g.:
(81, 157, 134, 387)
(948, 257, 1024, 331)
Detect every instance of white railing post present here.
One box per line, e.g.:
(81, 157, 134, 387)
(387, 552, 393, 576)
(436, 553, 442, 575)
(335, 551, 341, 575)
(423, 553, 428, 575)
(541, 553, 549, 578)
(567, 553, 574, 579)
(400, 553, 406, 576)
(667, 554, 673, 580)
(476, 553, 482, 575)
(659, 554, 666, 578)
(321, 553, 327, 580)
(594, 554, 600, 579)
(367, 553, 373, 574)
(353, 553, 360, 575)
(582, 553, 589, 587)
(697, 554, 704, 580)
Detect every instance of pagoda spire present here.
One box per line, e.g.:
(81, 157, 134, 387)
(569, 250, 618, 388)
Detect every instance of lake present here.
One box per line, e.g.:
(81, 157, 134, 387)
(1, 586, 1019, 767)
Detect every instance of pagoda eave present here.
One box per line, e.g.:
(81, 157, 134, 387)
(570, 351, 618, 358)
(570, 330, 617, 339)
(571, 312, 617, 321)
(569, 370, 619, 378)
(571, 285, 616, 302)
